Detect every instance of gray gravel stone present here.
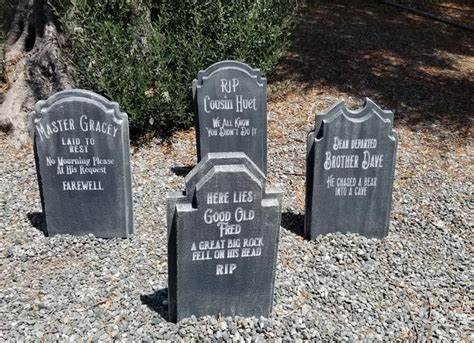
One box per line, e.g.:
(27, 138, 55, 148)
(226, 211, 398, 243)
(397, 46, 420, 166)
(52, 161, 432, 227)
(1, 106, 472, 342)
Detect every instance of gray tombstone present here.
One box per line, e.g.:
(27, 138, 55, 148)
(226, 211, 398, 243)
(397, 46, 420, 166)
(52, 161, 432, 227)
(32, 89, 133, 238)
(167, 153, 282, 322)
(193, 60, 267, 174)
(305, 99, 398, 239)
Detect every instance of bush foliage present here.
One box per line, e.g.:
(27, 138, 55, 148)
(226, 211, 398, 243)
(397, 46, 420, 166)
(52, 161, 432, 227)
(59, 0, 301, 136)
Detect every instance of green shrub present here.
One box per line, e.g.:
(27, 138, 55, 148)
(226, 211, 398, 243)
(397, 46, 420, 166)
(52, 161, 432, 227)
(58, 0, 302, 136)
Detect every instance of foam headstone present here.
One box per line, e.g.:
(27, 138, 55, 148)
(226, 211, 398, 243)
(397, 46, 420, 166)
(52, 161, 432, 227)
(32, 89, 133, 237)
(305, 99, 398, 239)
(167, 153, 282, 322)
(193, 60, 267, 174)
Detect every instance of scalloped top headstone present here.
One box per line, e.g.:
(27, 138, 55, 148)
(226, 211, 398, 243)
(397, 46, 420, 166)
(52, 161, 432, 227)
(193, 60, 267, 174)
(305, 99, 398, 239)
(32, 89, 133, 238)
(167, 153, 282, 322)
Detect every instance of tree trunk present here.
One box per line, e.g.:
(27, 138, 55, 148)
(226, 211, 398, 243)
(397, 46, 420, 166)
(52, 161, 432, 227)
(0, 0, 71, 145)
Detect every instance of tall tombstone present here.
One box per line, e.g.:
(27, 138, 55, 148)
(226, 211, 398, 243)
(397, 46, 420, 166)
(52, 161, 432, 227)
(305, 99, 398, 239)
(193, 60, 267, 174)
(32, 89, 133, 238)
(167, 153, 282, 322)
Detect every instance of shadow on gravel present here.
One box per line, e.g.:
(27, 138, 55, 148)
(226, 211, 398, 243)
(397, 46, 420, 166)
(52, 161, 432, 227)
(27, 212, 47, 236)
(270, 0, 473, 132)
(141, 288, 170, 321)
(281, 211, 305, 238)
(171, 165, 195, 177)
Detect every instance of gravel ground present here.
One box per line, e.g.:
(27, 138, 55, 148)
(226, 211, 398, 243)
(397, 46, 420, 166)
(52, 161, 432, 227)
(0, 110, 472, 341)
(1, 0, 473, 340)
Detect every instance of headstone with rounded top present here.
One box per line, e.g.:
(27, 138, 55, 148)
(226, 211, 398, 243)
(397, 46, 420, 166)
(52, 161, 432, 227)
(193, 60, 267, 174)
(32, 89, 133, 237)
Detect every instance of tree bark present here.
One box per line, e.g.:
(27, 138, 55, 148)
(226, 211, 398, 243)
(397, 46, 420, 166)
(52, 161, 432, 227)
(0, 0, 71, 144)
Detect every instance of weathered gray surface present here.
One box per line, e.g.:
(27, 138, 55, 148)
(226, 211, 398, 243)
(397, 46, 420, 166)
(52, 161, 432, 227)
(193, 60, 267, 174)
(305, 99, 398, 239)
(32, 89, 133, 237)
(168, 153, 282, 322)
